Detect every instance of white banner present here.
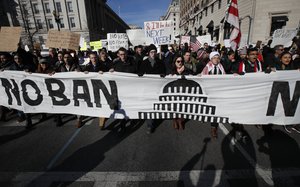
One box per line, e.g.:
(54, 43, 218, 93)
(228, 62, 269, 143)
(107, 33, 128, 52)
(0, 71, 299, 125)
(271, 29, 298, 48)
(144, 20, 174, 45)
(126, 29, 152, 46)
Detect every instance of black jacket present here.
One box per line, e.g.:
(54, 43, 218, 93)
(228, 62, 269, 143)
(113, 56, 137, 73)
(138, 57, 166, 75)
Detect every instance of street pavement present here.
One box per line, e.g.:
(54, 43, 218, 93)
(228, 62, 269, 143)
(0, 112, 300, 187)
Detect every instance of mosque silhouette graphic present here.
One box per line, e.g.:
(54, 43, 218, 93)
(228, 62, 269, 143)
(138, 76, 229, 123)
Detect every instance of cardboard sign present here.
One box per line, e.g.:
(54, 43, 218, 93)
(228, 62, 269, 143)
(144, 20, 174, 45)
(126, 29, 152, 46)
(180, 36, 190, 45)
(271, 29, 298, 48)
(107, 33, 128, 52)
(46, 30, 81, 50)
(0, 27, 22, 52)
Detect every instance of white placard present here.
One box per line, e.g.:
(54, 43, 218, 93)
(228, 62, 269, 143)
(107, 33, 128, 52)
(271, 29, 298, 48)
(144, 20, 174, 45)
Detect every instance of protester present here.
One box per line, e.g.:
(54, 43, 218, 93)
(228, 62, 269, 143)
(113, 47, 137, 73)
(36, 58, 54, 122)
(201, 52, 226, 139)
(0, 53, 13, 70)
(56, 53, 82, 127)
(8, 53, 33, 129)
(48, 48, 58, 67)
(221, 50, 239, 74)
(164, 46, 176, 75)
(54, 51, 64, 71)
(138, 44, 166, 134)
(133, 45, 144, 69)
(171, 55, 193, 130)
(264, 45, 284, 71)
(183, 51, 197, 75)
(237, 48, 262, 74)
(98, 50, 113, 72)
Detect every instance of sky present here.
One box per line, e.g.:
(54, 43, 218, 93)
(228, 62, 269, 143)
(107, 0, 171, 28)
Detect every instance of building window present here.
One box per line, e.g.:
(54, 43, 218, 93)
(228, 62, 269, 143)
(270, 15, 288, 36)
(37, 19, 43, 29)
(67, 1, 73, 12)
(48, 19, 53, 28)
(70, 17, 76, 28)
(59, 18, 64, 28)
(211, 3, 214, 13)
(205, 8, 207, 16)
(173, 13, 176, 16)
(33, 3, 39, 14)
(218, 0, 221, 9)
(174, 18, 176, 21)
(227, 0, 230, 4)
(44, 3, 50, 13)
(56, 2, 62, 13)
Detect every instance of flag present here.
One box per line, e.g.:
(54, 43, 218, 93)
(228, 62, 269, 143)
(225, 0, 241, 51)
(190, 36, 201, 52)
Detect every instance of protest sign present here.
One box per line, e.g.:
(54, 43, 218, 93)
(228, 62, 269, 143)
(144, 20, 174, 45)
(107, 33, 128, 52)
(0, 71, 299, 125)
(224, 39, 231, 48)
(46, 30, 81, 50)
(197, 34, 212, 46)
(271, 29, 298, 48)
(90, 41, 102, 50)
(126, 29, 152, 46)
(0, 27, 22, 52)
(180, 36, 191, 45)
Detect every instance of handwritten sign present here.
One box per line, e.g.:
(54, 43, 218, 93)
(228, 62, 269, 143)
(46, 30, 80, 50)
(0, 27, 22, 52)
(107, 33, 128, 52)
(197, 35, 212, 46)
(271, 29, 298, 48)
(144, 20, 174, 45)
(90, 41, 102, 50)
(180, 36, 190, 45)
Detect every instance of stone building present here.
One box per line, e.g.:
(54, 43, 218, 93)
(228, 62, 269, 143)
(179, 0, 300, 45)
(0, 0, 129, 48)
(161, 0, 181, 43)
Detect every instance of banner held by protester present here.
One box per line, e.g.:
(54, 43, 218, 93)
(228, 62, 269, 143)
(0, 71, 299, 125)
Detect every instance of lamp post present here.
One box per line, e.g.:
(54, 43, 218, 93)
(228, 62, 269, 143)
(52, 10, 61, 31)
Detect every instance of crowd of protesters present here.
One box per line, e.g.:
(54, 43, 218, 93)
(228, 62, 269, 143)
(0, 36, 300, 139)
